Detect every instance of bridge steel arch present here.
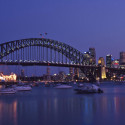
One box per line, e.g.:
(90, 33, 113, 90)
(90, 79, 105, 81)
(0, 38, 91, 65)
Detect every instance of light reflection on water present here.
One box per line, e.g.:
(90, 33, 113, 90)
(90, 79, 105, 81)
(0, 84, 125, 125)
(0, 99, 17, 125)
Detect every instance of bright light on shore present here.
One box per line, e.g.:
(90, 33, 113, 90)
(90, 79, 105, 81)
(0, 72, 17, 82)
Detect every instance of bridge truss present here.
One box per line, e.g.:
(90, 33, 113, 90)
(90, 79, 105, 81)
(0, 38, 91, 66)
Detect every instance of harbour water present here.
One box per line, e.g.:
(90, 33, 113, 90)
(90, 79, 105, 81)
(0, 82, 125, 125)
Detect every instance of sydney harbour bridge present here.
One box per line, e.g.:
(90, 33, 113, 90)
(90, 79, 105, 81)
(0, 38, 124, 81)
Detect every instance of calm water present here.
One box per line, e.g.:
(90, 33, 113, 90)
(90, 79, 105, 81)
(0, 83, 125, 125)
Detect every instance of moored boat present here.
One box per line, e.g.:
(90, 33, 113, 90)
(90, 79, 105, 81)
(74, 84, 103, 94)
(0, 88, 16, 94)
(13, 85, 32, 91)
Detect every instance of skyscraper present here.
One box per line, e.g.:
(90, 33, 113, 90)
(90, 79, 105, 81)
(106, 54, 112, 68)
(98, 57, 105, 66)
(120, 52, 125, 68)
(120, 52, 125, 65)
(89, 48, 96, 65)
(98, 57, 106, 79)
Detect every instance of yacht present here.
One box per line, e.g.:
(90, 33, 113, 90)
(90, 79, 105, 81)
(74, 84, 103, 94)
(0, 88, 16, 94)
(13, 85, 32, 91)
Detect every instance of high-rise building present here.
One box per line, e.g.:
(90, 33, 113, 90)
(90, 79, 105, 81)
(83, 51, 91, 65)
(120, 52, 125, 65)
(98, 57, 105, 66)
(89, 48, 96, 65)
(112, 59, 120, 68)
(120, 52, 125, 68)
(106, 54, 112, 68)
(98, 57, 106, 79)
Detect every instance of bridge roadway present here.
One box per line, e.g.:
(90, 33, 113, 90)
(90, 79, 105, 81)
(0, 61, 97, 68)
(0, 61, 125, 72)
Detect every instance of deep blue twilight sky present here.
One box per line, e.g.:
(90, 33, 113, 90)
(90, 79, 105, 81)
(0, 0, 125, 75)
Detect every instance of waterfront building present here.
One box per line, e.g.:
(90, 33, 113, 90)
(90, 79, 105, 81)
(120, 52, 125, 68)
(106, 54, 112, 68)
(83, 51, 91, 65)
(98, 57, 105, 66)
(84, 48, 96, 65)
(89, 48, 96, 65)
(58, 71, 66, 81)
(52, 74, 59, 82)
(112, 59, 120, 68)
(0, 72, 17, 82)
(98, 57, 106, 79)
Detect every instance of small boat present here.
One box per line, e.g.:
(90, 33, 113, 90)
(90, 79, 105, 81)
(74, 84, 103, 94)
(54, 84, 72, 89)
(0, 88, 16, 94)
(13, 85, 32, 91)
(77, 83, 84, 87)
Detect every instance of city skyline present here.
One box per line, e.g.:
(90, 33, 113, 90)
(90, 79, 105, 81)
(0, 0, 125, 60)
(1, 1, 125, 125)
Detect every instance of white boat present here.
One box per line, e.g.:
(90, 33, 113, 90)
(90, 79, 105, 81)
(14, 85, 32, 91)
(54, 84, 72, 89)
(74, 84, 103, 94)
(0, 88, 16, 94)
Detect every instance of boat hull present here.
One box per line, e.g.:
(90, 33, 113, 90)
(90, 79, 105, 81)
(0, 88, 16, 94)
(54, 85, 72, 89)
(14, 86, 32, 91)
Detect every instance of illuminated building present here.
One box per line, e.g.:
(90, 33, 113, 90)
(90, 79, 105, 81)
(106, 54, 112, 68)
(112, 59, 120, 68)
(0, 73, 17, 82)
(98, 57, 106, 79)
(120, 52, 125, 68)
(84, 48, 96, 65)
(89, 48, 96, 65)
(98, 57, 105, 66)
(101, 66, 106, 79)
(84, 51, 91, 65)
